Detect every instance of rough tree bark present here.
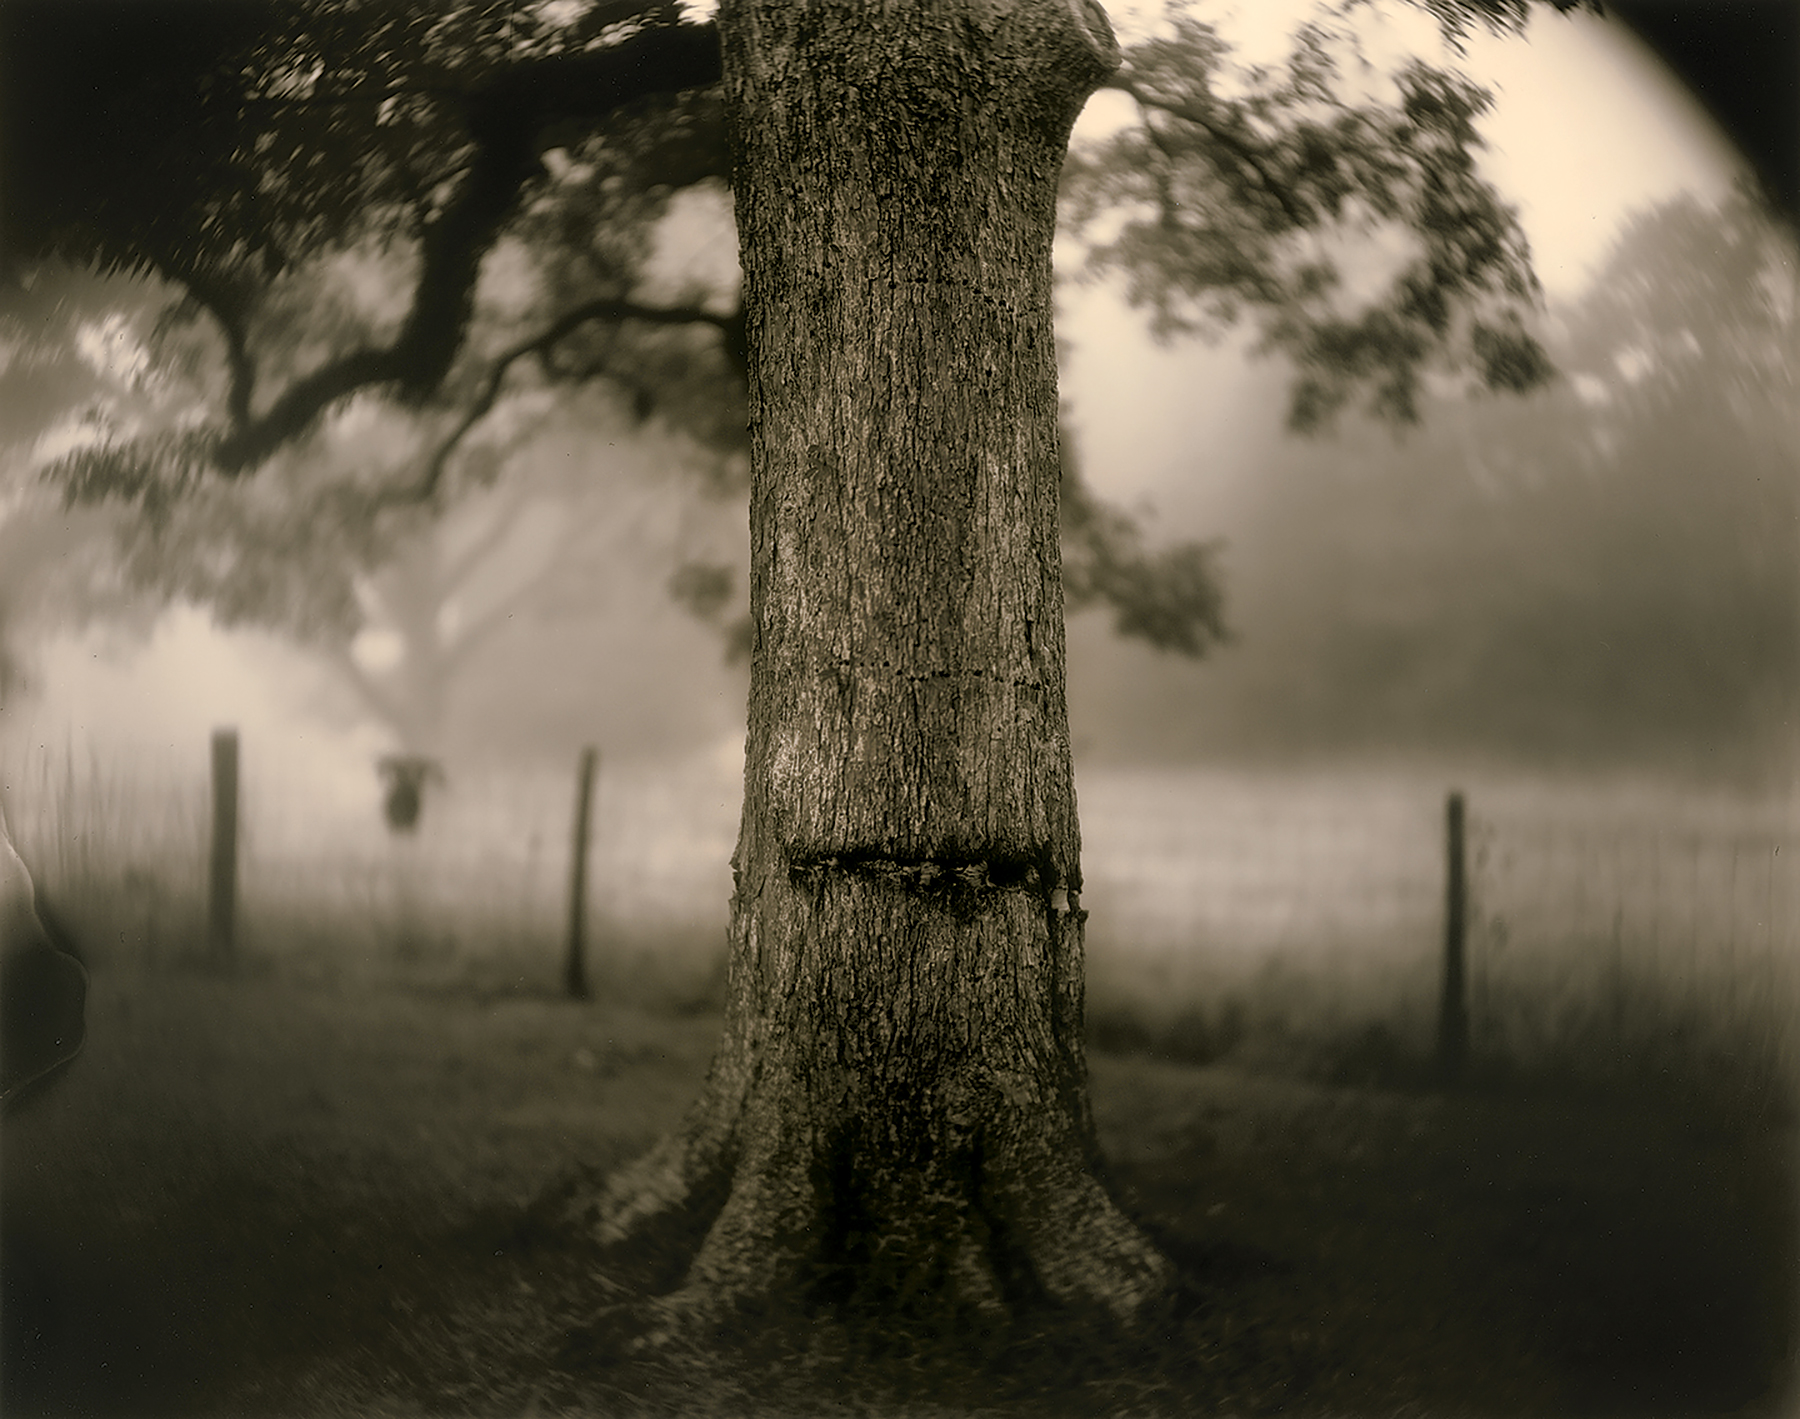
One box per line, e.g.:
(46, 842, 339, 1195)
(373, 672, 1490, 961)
(565, 0, 1174, 1330)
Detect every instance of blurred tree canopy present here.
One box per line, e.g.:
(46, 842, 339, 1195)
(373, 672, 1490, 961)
(1182, 189, 1798, 775)
(1, 0, 1577, 669)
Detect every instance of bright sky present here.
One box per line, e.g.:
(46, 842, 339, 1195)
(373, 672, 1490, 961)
(1464, 8, 1741, 297)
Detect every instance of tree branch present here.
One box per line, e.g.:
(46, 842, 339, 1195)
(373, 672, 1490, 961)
(371, 296, 738, 509)
(1108, 77, 1311, 232)
(211, 20, 723, 475)
(177, 268, 260, 433)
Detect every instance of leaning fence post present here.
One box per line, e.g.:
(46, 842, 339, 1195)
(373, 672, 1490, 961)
(1437, 789, 1469, 1082)
(208, 728, 239, 966)
(564, 745, 599, 1000)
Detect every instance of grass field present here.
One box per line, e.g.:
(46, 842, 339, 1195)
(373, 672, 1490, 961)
(3, 959, 1793, 1417)
(2, 747, 1795, 1415)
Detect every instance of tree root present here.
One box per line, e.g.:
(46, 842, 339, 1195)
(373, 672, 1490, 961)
(562, 1070, 1175, 1349)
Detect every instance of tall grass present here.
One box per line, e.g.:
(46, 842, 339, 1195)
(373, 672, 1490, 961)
(1077, 768, 1447, 1054)
(1077, 766, 1796, 1111)
(1466, 789, 1795, 1111)
(5, 738, 1793, 1108)
(1, 740, 211, 967)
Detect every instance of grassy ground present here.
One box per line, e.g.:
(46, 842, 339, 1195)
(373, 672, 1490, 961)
(3, 956, 1794, 1418)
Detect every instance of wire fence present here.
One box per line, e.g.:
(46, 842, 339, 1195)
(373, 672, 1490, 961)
(0, 738, 738, 1000)
(1464, 795, 1794, 1089)
(4, 737, 1794, 1088)
(1077, 768, 1797, 1088)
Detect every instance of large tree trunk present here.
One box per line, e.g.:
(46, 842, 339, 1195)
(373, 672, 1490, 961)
(567, 0, 1172, 1330)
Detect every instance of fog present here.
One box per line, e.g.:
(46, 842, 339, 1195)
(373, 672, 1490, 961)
(0, 3, 1786, 801)
(1, 11, 1793, 1415)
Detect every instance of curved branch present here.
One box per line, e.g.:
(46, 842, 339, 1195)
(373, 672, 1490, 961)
(374, 296, 739, 510)
(1108, 76, 1311, 232)
(176, 267, 259, 432)
(212, 20, 724, 475)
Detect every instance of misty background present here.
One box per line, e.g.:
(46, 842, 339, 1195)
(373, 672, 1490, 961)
(0, 4, 1791, 871)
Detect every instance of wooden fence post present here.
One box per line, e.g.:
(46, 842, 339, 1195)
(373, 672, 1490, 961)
(564, 746, 599, 1000)
(208, 728, 239, 966)
(1437, 789, 1469, 1082)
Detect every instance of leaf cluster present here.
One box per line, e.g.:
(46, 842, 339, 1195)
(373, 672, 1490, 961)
(3, 0, 726, 486)
(1063, 6, 1561, 430)
(50, 428, 391, 643)
(4, 0, 1590, 674)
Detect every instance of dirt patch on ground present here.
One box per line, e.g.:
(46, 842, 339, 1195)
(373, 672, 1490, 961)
(3, 965, 1793, 1416)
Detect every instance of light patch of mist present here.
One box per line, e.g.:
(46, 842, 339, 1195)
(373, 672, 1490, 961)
(476, 236, 543, 320)
(418, 407, 750, 769)
(428, 496, 572, 644)
(1058, 275, 1288, 533)
(321, 245, 415, 330)
(707, 727, 746, 780)
(463, 386, 558, 451)
(319, 392, 427, 477)
(1612, 344, 1653, 384)
(446, 573, 746, 769)
(350, 626, 404, 673)
(1323, 218, 1419, 313)
(1571, 373, 1609, 406)
(7, 605, 390, 828)
(641, 184, 738, 311)
(73, 313, 153, 389)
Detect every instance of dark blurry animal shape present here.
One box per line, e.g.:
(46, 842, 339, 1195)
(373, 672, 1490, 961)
(0, 803, 87, 1112)
(378, 754, 444, 834)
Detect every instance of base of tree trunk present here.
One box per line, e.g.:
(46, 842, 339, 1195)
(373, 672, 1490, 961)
(557, 1105, 1172, 1350)
(552, 871, 1175, 1345)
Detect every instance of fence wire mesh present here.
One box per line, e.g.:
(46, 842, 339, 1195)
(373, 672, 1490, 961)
(4, 740, 1793, 1092)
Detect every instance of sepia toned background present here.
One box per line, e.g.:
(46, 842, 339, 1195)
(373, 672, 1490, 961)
(0, 1, 1794, 1414)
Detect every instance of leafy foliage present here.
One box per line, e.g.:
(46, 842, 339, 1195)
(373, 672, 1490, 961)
(1063, 9, 1560, 430)
(3, 0, 1583, 689)
(2, 0, 724, 474)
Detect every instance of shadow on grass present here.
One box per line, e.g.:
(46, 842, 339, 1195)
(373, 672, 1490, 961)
(3, 959, 1794, 1418)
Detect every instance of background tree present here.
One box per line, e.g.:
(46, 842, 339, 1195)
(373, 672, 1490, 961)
(1125, 188, 1795, 777)
(0, 265, 744, 815)
(1444, 188, 1798, 768)
(2, 0, 1579, 1340)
